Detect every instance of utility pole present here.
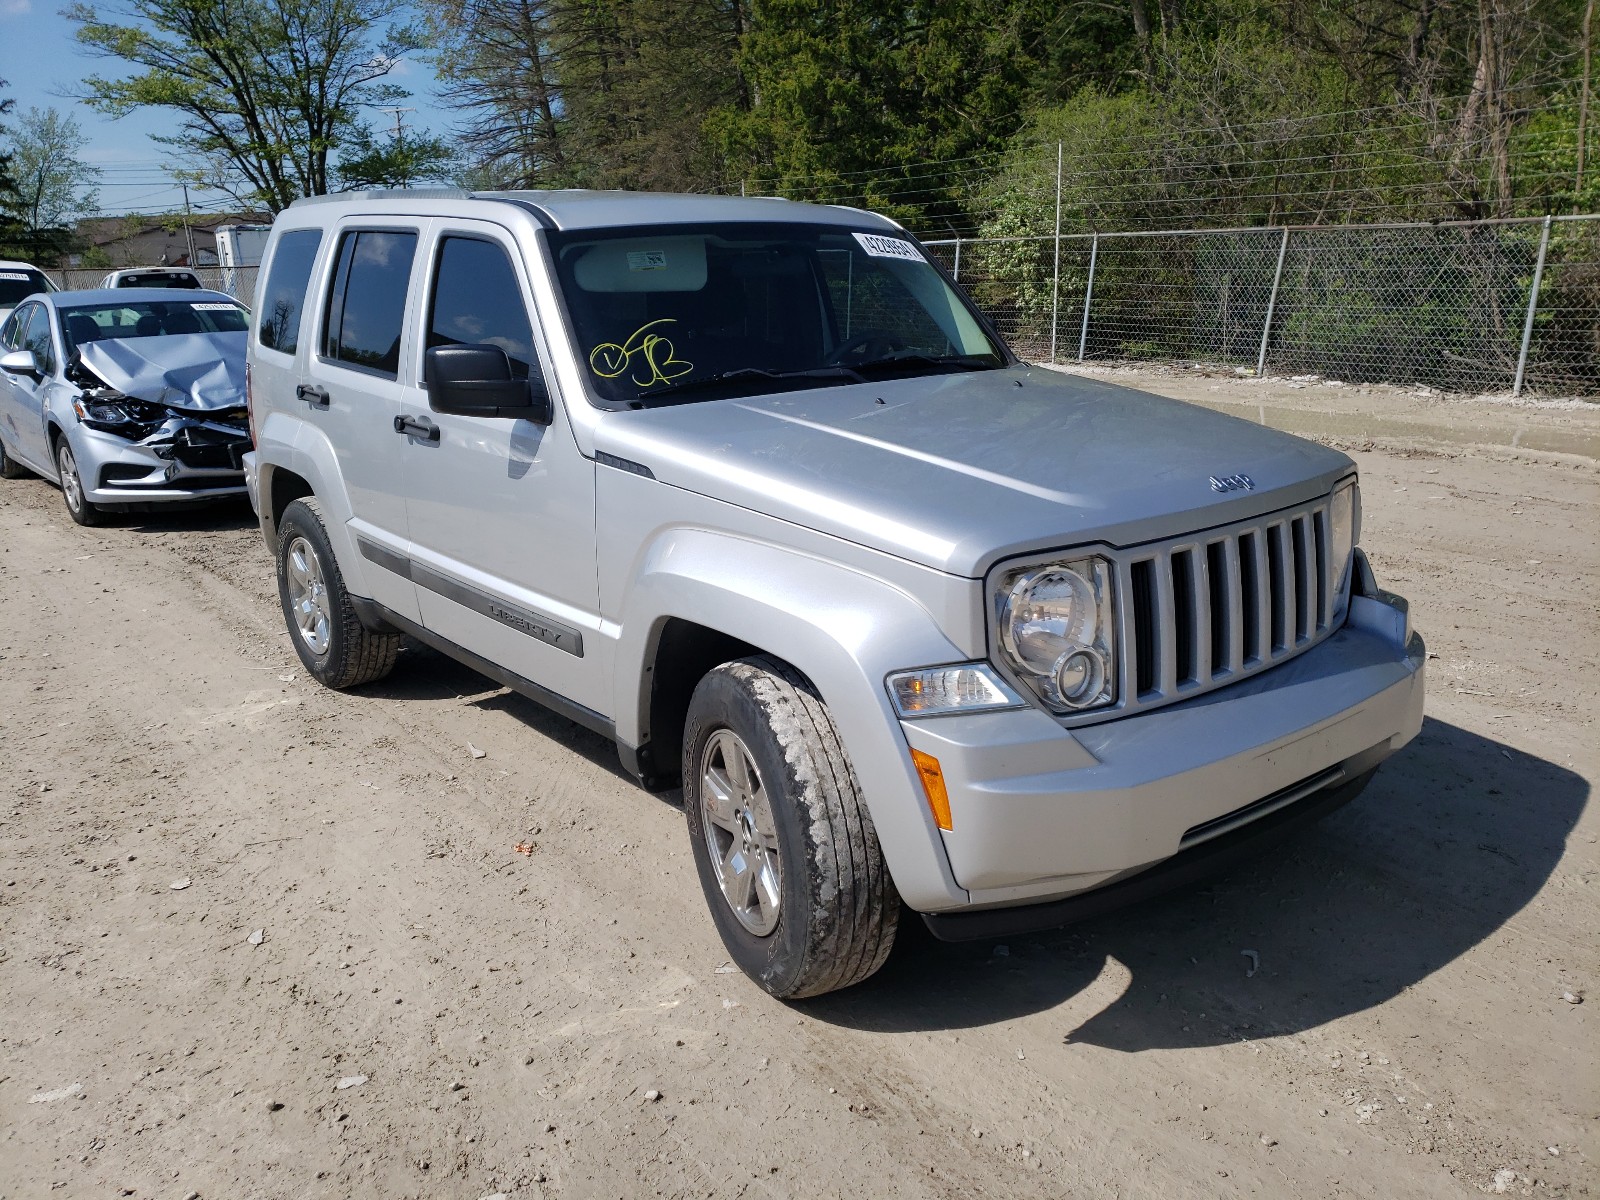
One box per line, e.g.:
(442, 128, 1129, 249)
(180, 182, 198, 268)
(376, 107, 418, 186)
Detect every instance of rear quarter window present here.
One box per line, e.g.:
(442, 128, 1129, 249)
(256, 230, 323, 354)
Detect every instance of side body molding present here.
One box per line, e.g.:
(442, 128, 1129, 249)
(611, 528, 971, 912)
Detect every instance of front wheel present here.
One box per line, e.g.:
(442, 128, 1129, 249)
(276, 497, 400, 689)
(683, 656, 899, 999)
(56, 438, 101, 526)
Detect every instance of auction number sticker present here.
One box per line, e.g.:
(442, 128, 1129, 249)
(852, 232, 924, 263)
(191, 302, 238, 311)
(627, 250, 667, 272)
(0, 271, 32, 281)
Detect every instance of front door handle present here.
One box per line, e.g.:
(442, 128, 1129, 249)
(296, 383, 330, 408)
(394, 414, 440, 442)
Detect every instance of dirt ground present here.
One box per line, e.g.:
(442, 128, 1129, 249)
(1, 391, 1596, 1199)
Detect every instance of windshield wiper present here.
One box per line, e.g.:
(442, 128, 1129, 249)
(845, 352, 1002, 376)
(631, 365, 865, 407)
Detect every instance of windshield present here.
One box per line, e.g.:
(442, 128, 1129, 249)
(59, 298, 249, 359)
(548, 222, 1006, 405)
(0, 269, 51, 307)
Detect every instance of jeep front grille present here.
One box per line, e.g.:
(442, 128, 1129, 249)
(1119, 496, 1337, 711)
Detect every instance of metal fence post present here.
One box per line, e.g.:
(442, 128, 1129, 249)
(952, 237, 962, 282)
(1513, 215, 1553, 397)
(1077, 234, 1098, 363)
(1049, 142, 1063, 363)
(1256, 226, 1291, 377)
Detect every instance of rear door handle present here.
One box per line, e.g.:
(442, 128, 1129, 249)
(394, 414, 440, 442)
(296, 383, 330, 408)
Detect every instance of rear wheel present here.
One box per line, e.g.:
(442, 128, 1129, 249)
(276, 497, 400, 688)
(683, 656, 899, 999)
(55, 439, 101, 526)
(0, 435, 28, 479)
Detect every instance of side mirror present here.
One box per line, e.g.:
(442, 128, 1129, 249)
(0, 349, 41, 378)
(425, 344, 553, 424)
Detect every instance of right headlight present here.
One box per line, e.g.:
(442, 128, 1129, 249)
(996, 556, 1116, 712)
(1329, 477, 1361, 625)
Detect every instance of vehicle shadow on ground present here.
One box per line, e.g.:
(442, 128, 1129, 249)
(361, 641, 642, 788)
(113, 497, 257, 533)
(801, 716, 1587, 1046)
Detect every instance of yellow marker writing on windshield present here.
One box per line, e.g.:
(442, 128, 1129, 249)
(590, 319, 693, 388)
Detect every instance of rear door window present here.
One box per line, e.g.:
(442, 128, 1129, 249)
(426, 236, 538, 380)
(322, 229, 417, 377)
(256, 229, 323, 354)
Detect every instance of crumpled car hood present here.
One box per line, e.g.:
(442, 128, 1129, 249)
(77, 330, 247, 411)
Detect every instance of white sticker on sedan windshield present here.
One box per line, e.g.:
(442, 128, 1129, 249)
(191, 302, 238, 311)
(852, 232, 924, 262)
(627, 250, 667, 271)
(0, 271, 33, 281)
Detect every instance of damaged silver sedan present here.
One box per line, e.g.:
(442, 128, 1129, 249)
(0, 288, 252, 525)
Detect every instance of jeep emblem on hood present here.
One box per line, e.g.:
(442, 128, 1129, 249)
(1209, 473, 1255, 493)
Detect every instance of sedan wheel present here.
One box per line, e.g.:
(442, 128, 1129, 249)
(56, 440, 101, 526)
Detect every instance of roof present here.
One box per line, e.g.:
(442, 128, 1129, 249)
(286, 188, 903, 233)
(0, 260, 49, 271)
(46, 287, 242, 307)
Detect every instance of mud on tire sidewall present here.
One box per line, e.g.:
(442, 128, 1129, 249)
(682, 660, 897, 999)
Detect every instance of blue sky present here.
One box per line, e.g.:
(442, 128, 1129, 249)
(0, 0, 453, 218)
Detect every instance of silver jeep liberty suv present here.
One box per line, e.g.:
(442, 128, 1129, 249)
(243, 190, 1424, 998)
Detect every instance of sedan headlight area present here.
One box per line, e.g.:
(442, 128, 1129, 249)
(1329, 477, 1361, 625)
(73, 395, 164, 437)
(996, 556, 1116, 712)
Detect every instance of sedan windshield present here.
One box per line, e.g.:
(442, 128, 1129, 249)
(59, 298, 249, 360)
(0, 268, 51, 307)
(548, 222, 1005, 406)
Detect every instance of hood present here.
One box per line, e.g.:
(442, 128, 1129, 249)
(593, 365, 1354, 577)
(77, 330, 247, 411)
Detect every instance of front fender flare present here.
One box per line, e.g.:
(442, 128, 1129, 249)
(614, 529, 970, 912)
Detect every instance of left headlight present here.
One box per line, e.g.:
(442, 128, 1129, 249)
(996, 556, 1116, 712)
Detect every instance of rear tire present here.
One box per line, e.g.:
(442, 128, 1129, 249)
(0, 436, 27, 479)
(276, 497, 400, 688)
(55, 439, 101, 526)
(683, 656, 899, 999)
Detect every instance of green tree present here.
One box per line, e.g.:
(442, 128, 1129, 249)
(7, 107, 102, 234)
(67, 0, 425, 212)
(334, 123, 457, 188)
(715, 1, 1052, 229)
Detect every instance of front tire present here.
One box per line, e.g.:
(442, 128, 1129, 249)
(683, 656, 899, 999)
(276, 497, 400, 688)
(55, 438, 101, 526)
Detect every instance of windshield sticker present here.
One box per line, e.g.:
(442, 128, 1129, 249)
(627, 250, 668, 272)
(190, 302, 238, 311)
(852, 233, 924, 263)
(0, 271, 34, 281)
(589, 319, 693, 389)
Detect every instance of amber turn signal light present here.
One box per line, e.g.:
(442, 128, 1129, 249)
(910, 748, 952, 831)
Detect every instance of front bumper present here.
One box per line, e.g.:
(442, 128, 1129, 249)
(75, 425, 248, 506)
(899, 591, 1424, 913)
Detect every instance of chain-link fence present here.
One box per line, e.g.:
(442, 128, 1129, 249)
(45, 264, 262, 310)
(926, 214, 1600, 397)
